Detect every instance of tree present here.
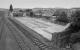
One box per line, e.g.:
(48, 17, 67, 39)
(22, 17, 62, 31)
(54, 10, 80, 48)
(26, 9, 32, 12)
(71, 10, 80, 23)
(55, 11, 69, 23)
(19, 10, 23, 12)
(9, 4, 13, 12)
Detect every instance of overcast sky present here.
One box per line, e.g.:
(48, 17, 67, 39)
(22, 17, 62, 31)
(0, 0, 80, 8)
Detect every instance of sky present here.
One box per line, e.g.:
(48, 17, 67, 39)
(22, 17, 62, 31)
(0, 0, 80, 9)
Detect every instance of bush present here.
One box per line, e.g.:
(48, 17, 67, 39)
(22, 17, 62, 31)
(56, 16, 69, 23)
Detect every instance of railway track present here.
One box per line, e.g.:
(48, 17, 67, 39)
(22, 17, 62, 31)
(5, 18, 31, 50)
(6, 17, 53, 50)
(0, 17, 3, 40)
(0, 12, 7, 50)
(0, 15, 6, 40)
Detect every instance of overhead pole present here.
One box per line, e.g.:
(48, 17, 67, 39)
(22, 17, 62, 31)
(9, 0, 14, 12)
(9, 0, 14, 17)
